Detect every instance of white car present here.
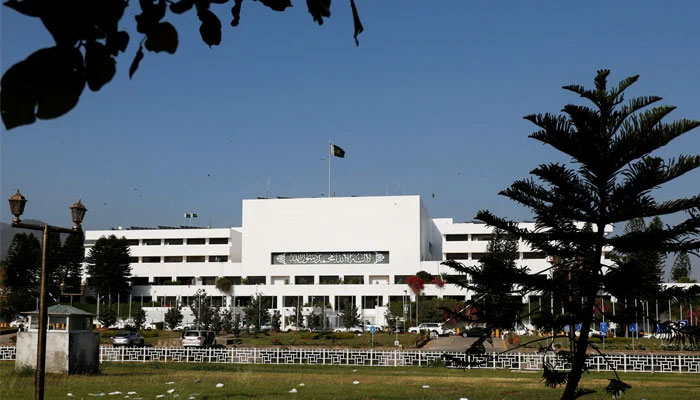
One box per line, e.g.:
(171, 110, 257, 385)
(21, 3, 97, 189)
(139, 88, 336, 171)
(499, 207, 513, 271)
(408, 323, 448, 335)
(10, 318, 26, 328)
(335, 326, 364, 333)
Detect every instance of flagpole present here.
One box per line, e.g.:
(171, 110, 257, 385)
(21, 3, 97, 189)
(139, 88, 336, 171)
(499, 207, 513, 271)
(328, 140, 331, 198)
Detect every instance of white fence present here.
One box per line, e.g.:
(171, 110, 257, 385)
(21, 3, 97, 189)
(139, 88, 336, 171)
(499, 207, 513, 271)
(1, 346, 699, 373)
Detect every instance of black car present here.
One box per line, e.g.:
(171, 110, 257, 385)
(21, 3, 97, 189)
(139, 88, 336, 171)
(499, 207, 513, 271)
(461, 327, 490, 338)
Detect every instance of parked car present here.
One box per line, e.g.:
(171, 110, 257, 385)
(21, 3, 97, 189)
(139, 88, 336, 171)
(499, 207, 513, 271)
(575, 328, 604, 338)
(182, 330, 217, 348)
(461, 327, 490, 338)
(408, 323, 448, 335)
(111, 331, 145, 347)
(10, 318, 26, 329)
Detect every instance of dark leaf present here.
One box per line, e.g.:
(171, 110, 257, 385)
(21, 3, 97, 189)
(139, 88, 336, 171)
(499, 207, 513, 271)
(3, 0, 41, 17)
(85, 41, 116, 91)
(306, 0, 330, 25)
(169, 0, 194, 14)
(105, 31, 130, 56)
(129, 46, 145, 78)
(144, 22, 179, 54)
(230, 0, 243, 26)
(255, 0, 291, 12)
(541, 362, 568, 388)
(604, 379, 631, 397)
(349, 0, 363, 46)
(1, 46, 85, 129)
(136, 0, 166, 34)
(198, 9, 222, 47)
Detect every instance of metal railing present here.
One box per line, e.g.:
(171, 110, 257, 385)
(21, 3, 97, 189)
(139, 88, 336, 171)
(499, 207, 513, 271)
(1, 346, 699, 373)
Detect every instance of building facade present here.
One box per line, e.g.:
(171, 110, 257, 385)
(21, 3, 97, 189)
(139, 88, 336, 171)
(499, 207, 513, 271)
(84, 195, 611, 327)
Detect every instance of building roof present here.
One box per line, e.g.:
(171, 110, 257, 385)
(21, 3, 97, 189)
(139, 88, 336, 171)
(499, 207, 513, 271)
(23, 304, 94, 316)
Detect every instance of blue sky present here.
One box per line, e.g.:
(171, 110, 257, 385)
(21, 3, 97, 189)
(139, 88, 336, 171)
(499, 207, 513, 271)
(1, 2, 699, 272)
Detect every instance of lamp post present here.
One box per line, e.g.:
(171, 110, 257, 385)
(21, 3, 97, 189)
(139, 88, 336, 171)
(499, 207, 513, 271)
(8, 190, 86, 400)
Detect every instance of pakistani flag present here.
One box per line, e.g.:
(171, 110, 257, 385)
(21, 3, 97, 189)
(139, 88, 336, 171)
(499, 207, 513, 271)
(331, 143, 345, 158)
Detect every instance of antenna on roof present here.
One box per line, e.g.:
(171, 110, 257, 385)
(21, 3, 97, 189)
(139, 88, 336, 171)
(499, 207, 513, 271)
(266, 177, 271, 198)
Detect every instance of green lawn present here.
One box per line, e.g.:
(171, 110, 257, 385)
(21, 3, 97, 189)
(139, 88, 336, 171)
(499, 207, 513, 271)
(2, 361, 699, 399)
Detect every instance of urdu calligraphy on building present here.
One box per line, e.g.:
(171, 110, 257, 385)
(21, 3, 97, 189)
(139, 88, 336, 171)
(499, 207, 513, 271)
(271, 252, 389, 265)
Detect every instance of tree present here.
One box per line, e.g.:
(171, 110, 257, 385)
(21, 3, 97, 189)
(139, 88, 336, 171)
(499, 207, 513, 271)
(341, 303, 360, 328)
(1, 0, 365, 130)
(220, 309, 233, 332)
(215, 277, 232, 293)
(164, 306, 183, 330)
(85, 235, 132, 299)
(60, 229, 85, 294)
(271, 310, 281, 332)
(244, 294, 270, 333)
(416, 271, 433, 282)
(210, 309, 223, 332)
(133, 308, 147, 330)
(3, 233, 40, 293)
(671, 252, 693, 283)
(443, 70, 700, 399)
(99, 306, 117, 328)
(189, 289, 214, 329)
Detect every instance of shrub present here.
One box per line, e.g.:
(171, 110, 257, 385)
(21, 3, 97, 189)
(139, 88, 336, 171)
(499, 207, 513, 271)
(15, 364, 34, 377)
(272, 338, 281, 345)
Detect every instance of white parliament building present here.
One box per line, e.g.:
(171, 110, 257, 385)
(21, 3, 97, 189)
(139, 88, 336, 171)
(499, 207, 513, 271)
(84, 195, 612, 328)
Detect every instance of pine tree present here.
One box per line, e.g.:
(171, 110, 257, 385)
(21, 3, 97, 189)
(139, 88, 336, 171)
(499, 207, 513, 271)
(445, 70, 700, 399)
(341, 303, 360, 329)
(164, 306, 183, 330)
(133, 308, 147, 331)
(671, 253, 693, 283)
(85, 235, 132, 299)
(60, 229, 85, 293)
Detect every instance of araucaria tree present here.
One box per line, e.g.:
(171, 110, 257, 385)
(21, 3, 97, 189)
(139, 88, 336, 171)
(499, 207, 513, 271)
(341, 303, 360, 329)
(671, 252, 693, 283)
(85, 235, 132, 300)
(444, 70, 699, 399)
(164, 306, 183, 330)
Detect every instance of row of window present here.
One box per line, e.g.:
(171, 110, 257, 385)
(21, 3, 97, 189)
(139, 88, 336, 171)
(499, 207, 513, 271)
(445, 234, 508, 242)
(84, 238, 230, 246)
(444, 252, 546, 260)
(130, 275, 465, 286)
(131, 255, 229, 263)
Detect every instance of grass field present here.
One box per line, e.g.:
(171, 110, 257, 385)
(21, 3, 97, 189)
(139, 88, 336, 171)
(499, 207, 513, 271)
(2, 361, 700, 399)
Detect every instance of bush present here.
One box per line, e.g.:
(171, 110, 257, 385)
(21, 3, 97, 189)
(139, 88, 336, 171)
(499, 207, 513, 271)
(272, 338, 282, 345)
(140, 330, 159, 338)
(15, 364, 34, 377)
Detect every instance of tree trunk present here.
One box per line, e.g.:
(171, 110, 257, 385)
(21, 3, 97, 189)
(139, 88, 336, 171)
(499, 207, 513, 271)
(561, 295, 595, 400)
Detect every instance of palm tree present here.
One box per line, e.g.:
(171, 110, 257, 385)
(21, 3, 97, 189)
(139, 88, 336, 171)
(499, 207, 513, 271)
(446, 70, 700, 399)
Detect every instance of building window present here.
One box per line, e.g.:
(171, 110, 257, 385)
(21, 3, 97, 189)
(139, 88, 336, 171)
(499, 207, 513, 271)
(224, 276, 242, 285)
(201, 276, 217, 285)
(343, 276, 364, 284)
(394, 275, 409, 284)
(284, 296, 303, 307)
(129, 257, 139, 263)
(471, 252, 488, 260)
(164, 256, 183, 263)
(445, 234, 469, 241)
(209, 255, 228, 262)
(125, 239, 139, 246)
(165, 239, 183, 245)
(143, 239, 161, 246)
(186, 256, 205, 262)
(295, 276, 314, 285)
(319, 276, 341, 285)
(142, 256, 161, 263)
(130, 277, 149, 285)
(209, 238, 229, 245)
(175, 277, 194, 285)
(153, 277, 170, 285)
(471, 234, 493, 241)
(362, 296, 384, 308)
(187, 238, 205, 245)
(244, 276, 265, 285)
(445, 253, 469, 260)
(522, 252, 546, 259)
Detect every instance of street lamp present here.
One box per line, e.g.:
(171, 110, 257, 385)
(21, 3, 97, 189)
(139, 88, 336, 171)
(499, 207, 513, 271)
(8, 190, 86, 400)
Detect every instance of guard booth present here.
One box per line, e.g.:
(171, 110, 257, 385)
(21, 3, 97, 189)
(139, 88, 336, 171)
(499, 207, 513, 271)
(16, 305, 99, 374)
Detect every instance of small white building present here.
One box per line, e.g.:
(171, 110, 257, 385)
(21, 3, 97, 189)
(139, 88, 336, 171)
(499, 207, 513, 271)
(84, 195, 613, 327)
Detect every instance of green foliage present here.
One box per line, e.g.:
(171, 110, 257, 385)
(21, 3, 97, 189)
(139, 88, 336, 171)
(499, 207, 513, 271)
(215, 277, 232, 293)
(2, 232, 40, 292)
(164, 306, 183, 330)
(85, 235, 132, 298)
(99, 306, 117, 328)
(444, 70, 700, 400)
(1, 0, 365, 129)
(416, 270, 433, 282)
(60, 229, 85, 294)
(671, 252, 692, 282)
(271, 310, 281, 331)
(341, 303, 360, 328)
(189, 289, 214, 329)
(220, 309, 233, 332)
(244, 294, 270, 333)
(133, 308, 147, 331)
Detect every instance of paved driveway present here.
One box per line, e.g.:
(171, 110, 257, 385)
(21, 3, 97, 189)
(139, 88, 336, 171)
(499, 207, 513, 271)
(422, 336, 505, 352)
